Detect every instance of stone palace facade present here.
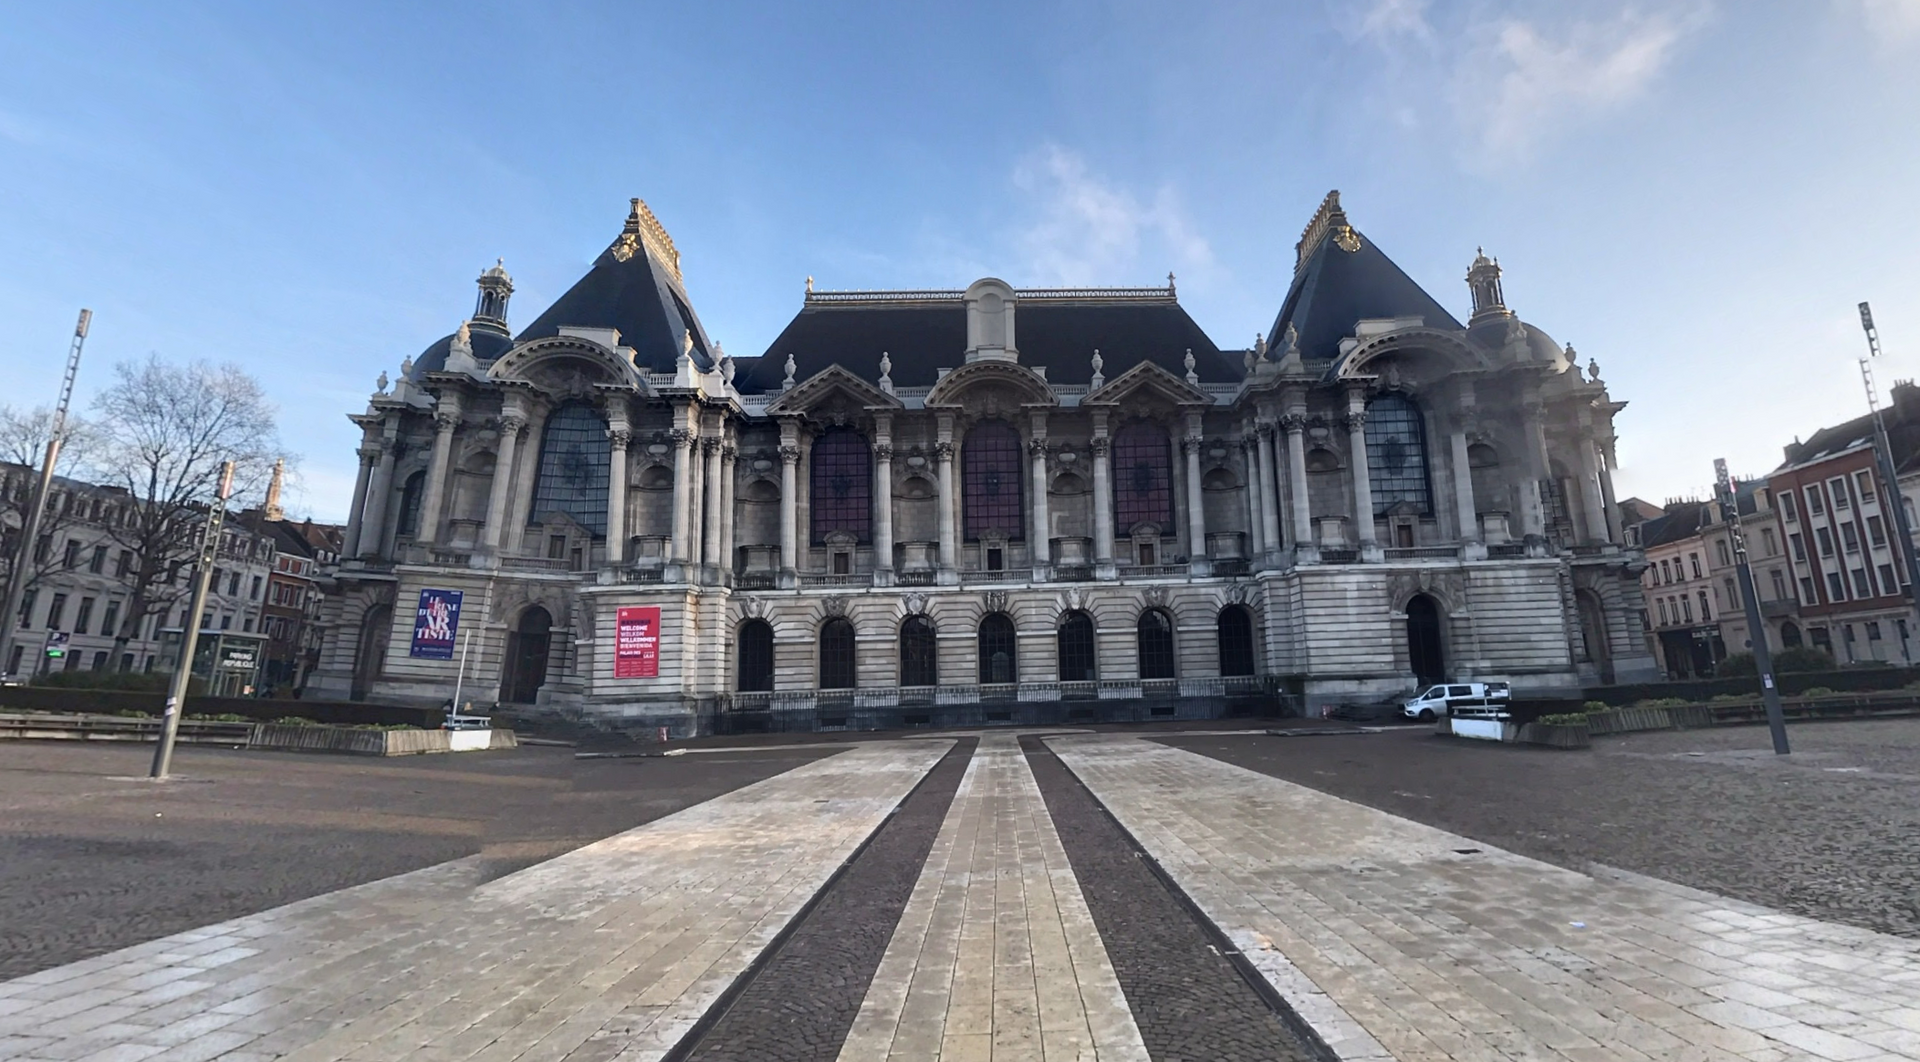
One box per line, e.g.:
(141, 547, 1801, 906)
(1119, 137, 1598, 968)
(308, 192, 1656, 731)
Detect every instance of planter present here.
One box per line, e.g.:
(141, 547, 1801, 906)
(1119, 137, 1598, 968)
(247, 724, 517, 756)
(1585, 706, 1673, 736)
(1449, 717, 1508, 742)
(1517, 720, 1591, 749)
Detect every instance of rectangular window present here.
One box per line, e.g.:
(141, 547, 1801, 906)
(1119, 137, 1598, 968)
(1682, 598, 1694, 623)
(1715, 540, 1731, 567)
(1816, 527, 1835, 557)
(1770, 569, 1787, 599)
(1868, 620, 1883, 640)
(1856, 470, 1876, 502)
(1724, 577, 1738, 609)
(1689, 554, 1702, 578)
(1807, 487, 1825, 516)
(243, 617, 254, 633)
(1801, 576, 1819, 603)
(74, 597, 94, 636)
(251, 575, 263, 600)
(1659, 559, 1672, 582)
(1698, 590, 1711, 622)
(227, 571, 240, 596)
(831, 551, 850, 575)
(1762, 528, 1777, 556)
(17, 589, 33, 629)
(45, 593, 66, 630)
(90, 650, 107, 671)
(1868, 515, 1886, 546)
(220, 615, 232, 630)
(1841, 522, 1861, 553)
(986, 546, 1004, 571)
(61, 539, 80, 568)
(119, 653, 132, 673)
(1790, 533, 1807, 562)
(1827, 571, 1847, 600)
(101, 601, 120, 641)
(1831, 478, 1851, 509)
(116, 550, 133, 577)
(89, 545, 107, 573)
(1657, 599, 1669, 625)
(1780, 490, 1797, 522)
(547, 535, 566, 559)
(1851, 568, 1871, 598)
(1881, 563, 1898, 593)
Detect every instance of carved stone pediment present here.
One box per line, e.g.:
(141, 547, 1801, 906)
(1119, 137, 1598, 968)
(923, 360, 1056, 410)
(488, 336, 645, 396)
(764, 364, 900, 419)
(1083, 361, 1209, 409)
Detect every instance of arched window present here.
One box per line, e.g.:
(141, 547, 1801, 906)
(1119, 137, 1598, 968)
(810, 429, 872, 544)
(1058, 610, 1096, 682)
(1138, 608, 1177, 679)
(819, 617, 857, 689)
(900, 615, 938, 687)
(1406, 593, 1444, 685)
(1113, 422, 1173, 534)
(963, 421, 1023, 540)
(1364, 394, 1431, 515)
(737, 620, 774, 692)
(531, 401, 612, 536)
(1217, 606, 1255, 677)
(395, 470, 426, 536)
(978, 613, 1017, 684)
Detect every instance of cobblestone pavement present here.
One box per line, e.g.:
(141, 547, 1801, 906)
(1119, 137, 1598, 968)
(676, 739, 976, 1062)
(1164, 719, 1920, 940)
(1022, 738, 1321, 1062)
(0, 740, 836, 980)
(0, 741, 950, 1062)
(837, 733, 1147, 1061)
(1054, 734, 1920, 1062)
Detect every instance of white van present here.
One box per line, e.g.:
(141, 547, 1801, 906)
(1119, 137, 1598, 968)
(1401, 682, 1511, 721)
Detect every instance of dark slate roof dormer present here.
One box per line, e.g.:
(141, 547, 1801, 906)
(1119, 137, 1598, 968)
(410, 328, 513, 378)
(515, 199, 717, 374)
(735, 286, 1240, 394)
(1264, 191, 1464, 363)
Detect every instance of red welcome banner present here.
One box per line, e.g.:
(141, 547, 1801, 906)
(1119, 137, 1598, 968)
(614, 606, 661, 678)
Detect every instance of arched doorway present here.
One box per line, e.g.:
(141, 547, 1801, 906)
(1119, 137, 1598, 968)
(1781, 621, 1803, 648)
(350, 603, 392, 702)
(1217, 605, 1256, 677)
(819, 617, 857, 689)
(1405, 594, 1445, 686)
(1576, 589, 1612, 679)
(1137, 609, 1177, 680)
(737, 620, 774, 691)
(979, 613, 1017, 684)
(900, 615, 938, 687)
(1057, 611, 1096, 682)
(501, 606, 553, 704)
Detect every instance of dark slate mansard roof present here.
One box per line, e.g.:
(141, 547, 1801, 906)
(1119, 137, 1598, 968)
(735, 288, 1242, 394)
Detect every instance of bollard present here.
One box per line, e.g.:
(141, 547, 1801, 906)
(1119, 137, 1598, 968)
(657, 726, 669, 744)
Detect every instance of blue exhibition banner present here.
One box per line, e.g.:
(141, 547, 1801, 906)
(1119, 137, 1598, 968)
(410, 588, 463, 659)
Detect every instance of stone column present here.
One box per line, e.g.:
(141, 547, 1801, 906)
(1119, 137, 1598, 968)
(358, 430, 397, 560)
(1598, 441, 1623, 543)
(935, 413, 958, 582)
(341, 442, 377, 558)
(1029, 410, 1051, 568)
(1184, 413, 1206, 570)
(1345, 390, 1377, 553)
(778, 421, 800, 585)
(719, 442, 737, 576)
(416, 400, 461, 547)
(1091, 410, 1115, 577)
(670, 426, 695, 563)
(1283, 413, 1312, 551)
(1260, 424, 1284, 554)
(606, 423, 630, 565)
(1520, 397, 1550, 542)
(686, 426, 706, 569)
(1451, 430, 1479, 544)
(873, 423, 895, 584)
(505, 405, 548, 554)
(1241, 432, 1264, 561)
(1578, 439, 1610, 545)
(481, 404, 525, 553)
(701, 437, 722, 570)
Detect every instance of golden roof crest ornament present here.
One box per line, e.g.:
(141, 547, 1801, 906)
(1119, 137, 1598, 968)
(605, 197, 684, 284)
(1333, 225, 1362, 253)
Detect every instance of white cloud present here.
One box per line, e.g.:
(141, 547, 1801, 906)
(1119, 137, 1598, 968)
(1850, 0, 1920, 39)
(1357, 0, 1433, 41)
(1463, 9, 1697, 162)
(1009, 145, 1215, 287)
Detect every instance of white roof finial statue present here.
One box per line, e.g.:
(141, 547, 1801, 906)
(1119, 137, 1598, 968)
(806, 275, 814, 294)
(1587, 356, 1601, 383)
(375, 371, 389, 394)
(783, 352, 797, 390)
(1090, 348, 1105, 389)
(682, 328, 694, 356)
(1167, 271, 1176, 295)
(1244, 347, 1255, 374)
(879, 351, 894, 394)
(1184, 348, 1198, 385)
(1275, 323, 1302, 373)
(400, 356, 413, 378)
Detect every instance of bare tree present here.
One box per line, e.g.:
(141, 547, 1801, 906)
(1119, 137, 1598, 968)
(0, 405, 104, 601)
(90, 357, 280, 654)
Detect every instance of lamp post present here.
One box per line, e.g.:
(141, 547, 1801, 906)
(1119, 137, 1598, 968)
(1857, 302, 1920, 651)
(0, 310, 89, 677)
(1716, 459, 1788, 755)
(150, 462, 234, 780)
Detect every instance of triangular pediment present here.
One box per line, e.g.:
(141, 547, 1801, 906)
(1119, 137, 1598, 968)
(764, 363, 902, 417)
(1084, 361, 1209, 408)
(922, 360, 1057, 409)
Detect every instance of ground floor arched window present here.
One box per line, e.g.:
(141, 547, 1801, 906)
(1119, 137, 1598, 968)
(738, 619, 774, 692)
(979, 613, 1017, 684)
(1406, 593, 1444, 685)
(900, 615, 938, 687)
(1217, 606, 1255, 676)
(1058, 611, 1096, 682)
(1138, 609, 1177, 679)
(820, 618, 857, 689)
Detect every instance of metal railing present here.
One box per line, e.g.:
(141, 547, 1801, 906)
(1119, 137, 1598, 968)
(735, 571, 777, 589)
(1383, 546, 1460, 560)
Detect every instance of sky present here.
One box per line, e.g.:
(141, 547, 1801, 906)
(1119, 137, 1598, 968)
(1, 0, 1917, 521)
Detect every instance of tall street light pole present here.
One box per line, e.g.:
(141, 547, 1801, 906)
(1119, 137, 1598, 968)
(150, 461, 234, 780)
(1716, 459, 1789, 755)
(1858, 302, 1920, 658)
(0, 310, 90, 677)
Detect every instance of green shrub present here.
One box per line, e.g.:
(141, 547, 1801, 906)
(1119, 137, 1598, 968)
(30, 670, 206, 694)
(1717, 652, 1756, 677)
(1582, 700, 1612, 713)
(1537, 713, 1589, 725)
(1710, 693, 1752, 702)
(1798, 687, 1837, 697)
(271, 716, 320, 726)
(112, 709, 152, 718)
(1773, 646, 1837, 673)
(185, 712, 254, 722)
(1633, 697, 1693, 709)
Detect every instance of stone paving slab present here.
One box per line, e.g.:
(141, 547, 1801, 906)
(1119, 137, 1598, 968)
(0, 742, 949, 1062)
(838, 734, 1147, 1061)
(1052, 735, 1920, 1062)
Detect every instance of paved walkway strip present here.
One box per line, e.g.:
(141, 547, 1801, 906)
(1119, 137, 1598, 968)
(673, 739, 978, 1062)
(0, 741, 951, 1062)
(837, 733, 1148, 1061)
(1052, 735, 1920, 1062)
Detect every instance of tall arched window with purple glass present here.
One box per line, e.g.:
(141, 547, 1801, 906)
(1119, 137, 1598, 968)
(809, 429, 872, 544)
(1364, 394, 1432, 515)
(963, 421, 1023, 540)
(531, 402, 610, 536)
(1112, 422, 1173, 534)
